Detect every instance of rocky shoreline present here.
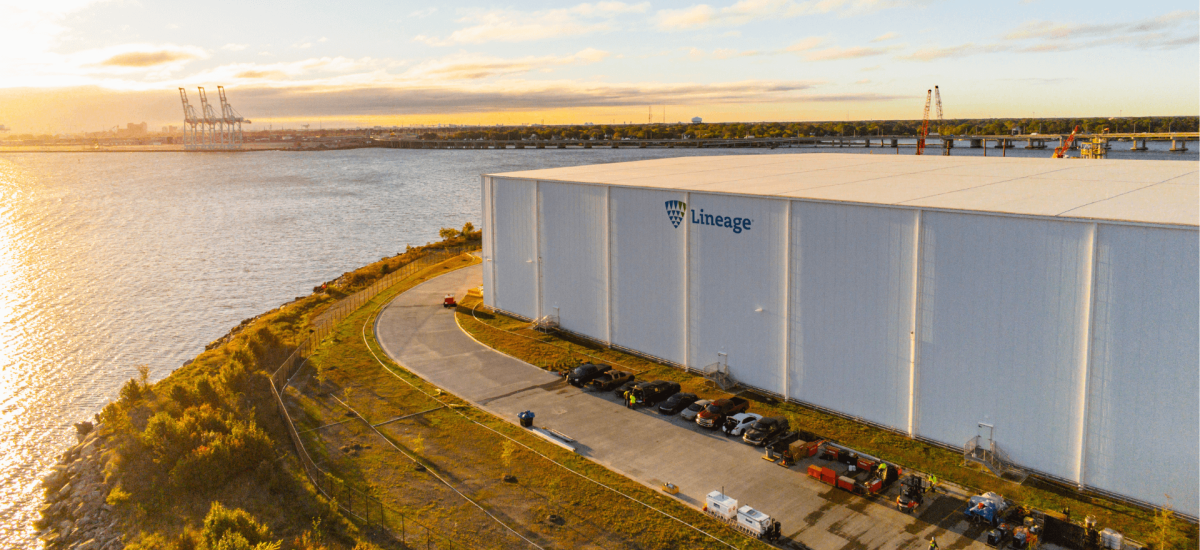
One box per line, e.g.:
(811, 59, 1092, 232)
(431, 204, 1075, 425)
(35, 422, 123, 550)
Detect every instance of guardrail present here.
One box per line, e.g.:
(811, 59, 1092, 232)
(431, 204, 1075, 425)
(267, 246, 480, 549)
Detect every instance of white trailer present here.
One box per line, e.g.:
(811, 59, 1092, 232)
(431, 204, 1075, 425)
(736, 505, 774, 538)
(704, 491, 737, 521)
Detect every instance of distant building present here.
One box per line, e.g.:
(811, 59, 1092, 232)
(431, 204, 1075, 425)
(117, 122, 148, 137)
(691, 117, 702, 124)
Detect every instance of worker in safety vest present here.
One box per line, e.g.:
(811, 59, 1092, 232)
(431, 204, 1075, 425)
(628, 392, 636, 408)
(927, 473, 938, 493)
(877, 462, 888, 480)
(929, 537, 939, 550)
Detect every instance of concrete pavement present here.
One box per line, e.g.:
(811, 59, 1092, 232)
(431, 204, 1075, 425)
(374, 264, 997, 550)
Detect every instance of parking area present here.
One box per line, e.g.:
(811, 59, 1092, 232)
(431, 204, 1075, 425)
(374, 263, 1013, 550)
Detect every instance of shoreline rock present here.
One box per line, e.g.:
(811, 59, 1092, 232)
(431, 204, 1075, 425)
(35, 425, 124, 550)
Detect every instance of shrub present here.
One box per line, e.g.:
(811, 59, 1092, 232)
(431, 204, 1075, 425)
(169, 384, 195, 407)
(195, 377, 222, 407)
(201, 502, 272, 549)
(106, 485, 132, 508)
(119, 378, 145, 405)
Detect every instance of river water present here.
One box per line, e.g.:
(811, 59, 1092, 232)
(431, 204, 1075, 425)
(0, 143, 1193, 546)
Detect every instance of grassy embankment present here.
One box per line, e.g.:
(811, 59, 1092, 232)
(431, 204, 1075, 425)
(67, 234, 481, 550)
(454, 297, 1197, 549)
(287, 252, 773, 549)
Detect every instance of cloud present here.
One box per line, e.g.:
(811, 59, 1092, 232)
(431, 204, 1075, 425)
(802, 45, 891, 60)
(903, 11, 1199, 61)
(401, 49, 610, 80)
(655, 0, 915, 31)
(409, 7, 437, 18)
(224, 79, 837, 116)
(871, 31, 898, 42)
(221, 43, 248, 51)
(99, 50, 199, 67)
(783, 36, 823, 52)
(901, 42, 1010, 61)
(419, 2, 649, 45)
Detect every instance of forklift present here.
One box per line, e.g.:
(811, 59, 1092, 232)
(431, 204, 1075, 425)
(896, 474, 927, 513)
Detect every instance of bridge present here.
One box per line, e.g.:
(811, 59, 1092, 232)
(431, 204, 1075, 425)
(375, 132, 1197, 152)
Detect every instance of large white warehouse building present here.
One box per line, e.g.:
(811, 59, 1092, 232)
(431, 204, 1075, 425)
(480, 154, 1199, 516)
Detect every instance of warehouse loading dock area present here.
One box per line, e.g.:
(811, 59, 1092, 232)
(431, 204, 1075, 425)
(480, 154, 1199, 517)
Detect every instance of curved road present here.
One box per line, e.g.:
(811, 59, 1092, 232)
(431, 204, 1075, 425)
(375, 264, 991, 550)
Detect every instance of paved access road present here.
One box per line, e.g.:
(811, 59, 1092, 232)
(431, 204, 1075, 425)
(375, 264, 996, 550)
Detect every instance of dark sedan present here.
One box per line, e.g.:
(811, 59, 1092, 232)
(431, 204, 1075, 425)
(657, 392, 699, 415)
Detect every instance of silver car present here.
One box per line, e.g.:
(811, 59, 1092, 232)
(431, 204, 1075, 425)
(680, 399, 711, 421)
(724, 412, 762, 436)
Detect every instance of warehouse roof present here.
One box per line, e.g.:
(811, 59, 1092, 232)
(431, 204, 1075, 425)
(490, 153, 1199, 227)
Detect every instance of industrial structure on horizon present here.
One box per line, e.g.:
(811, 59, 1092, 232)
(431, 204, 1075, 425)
(480, 153, 1199, 518)
(178, 86, 250, 150)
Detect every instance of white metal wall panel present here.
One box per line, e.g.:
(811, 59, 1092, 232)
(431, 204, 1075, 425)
(915, 212, 1091, 480)
(481, 176, 496, 308)
(538, 182, 608, 340)
(788, 202, 917, 429)
(1084, 225, 1199, 516)
(688, 194, 788, 393)
(609, 187, 687, 364)
(491, 178, 538, 319)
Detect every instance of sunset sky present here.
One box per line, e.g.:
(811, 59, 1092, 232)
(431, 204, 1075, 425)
(0, 0, 1196, 133)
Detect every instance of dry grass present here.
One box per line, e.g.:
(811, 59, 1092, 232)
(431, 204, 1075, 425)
(291, 254, 772, 549)
(455, 296, 1197, 548)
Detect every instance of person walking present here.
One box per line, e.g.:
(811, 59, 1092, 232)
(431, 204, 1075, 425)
(929, 537, 939, 550)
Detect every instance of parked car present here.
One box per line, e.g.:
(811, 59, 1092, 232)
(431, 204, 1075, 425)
(657, 392, 698, 415)
(567, 363, 611, 387)
(743, 416, 790, 446)
(613, 380, 639, 398)
(630, 380, 681, 406)
(589, 370, 633, 391)
(696, 397, 750, 429)
(680, 399, 711, 421)
(723, 412, 762, 436)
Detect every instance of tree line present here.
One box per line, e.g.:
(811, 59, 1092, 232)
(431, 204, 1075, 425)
(443, 116, 1198, 141)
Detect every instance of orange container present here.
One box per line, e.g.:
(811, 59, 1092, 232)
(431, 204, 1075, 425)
(807, 465, 822, 479)
(820, 467, 837, 485)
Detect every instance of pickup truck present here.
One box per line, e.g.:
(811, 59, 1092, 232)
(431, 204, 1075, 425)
(567, 363, 611, 387)
(588, 370, 633, 391)
(629, 380, 681, 406)
(743, 416, 790, 446)
(696, 397, 749, 429)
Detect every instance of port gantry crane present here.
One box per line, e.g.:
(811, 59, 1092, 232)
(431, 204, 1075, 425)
(198, 87, 223, 149)
(178, 88, 201, 150)
(916, 89, 931, 155)
(179, 86, 248, 150)
(218, 86, 249, 149)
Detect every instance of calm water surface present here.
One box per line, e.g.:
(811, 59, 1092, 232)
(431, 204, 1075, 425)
(0, 144, 1194, 546)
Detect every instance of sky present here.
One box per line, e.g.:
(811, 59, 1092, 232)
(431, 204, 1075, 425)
(0, 0, 1196, 133)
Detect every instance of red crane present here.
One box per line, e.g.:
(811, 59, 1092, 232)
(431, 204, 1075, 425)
(916, 89, 931, 155)
(1053, 125, 1081, 158)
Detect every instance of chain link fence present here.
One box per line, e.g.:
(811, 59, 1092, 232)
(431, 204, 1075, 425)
(267, 246, 481, 549)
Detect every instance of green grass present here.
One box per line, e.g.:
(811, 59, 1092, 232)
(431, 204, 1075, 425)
(456, 295, 1198, 549)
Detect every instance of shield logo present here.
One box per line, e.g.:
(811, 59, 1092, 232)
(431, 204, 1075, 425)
(664, 200, 686, 228)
